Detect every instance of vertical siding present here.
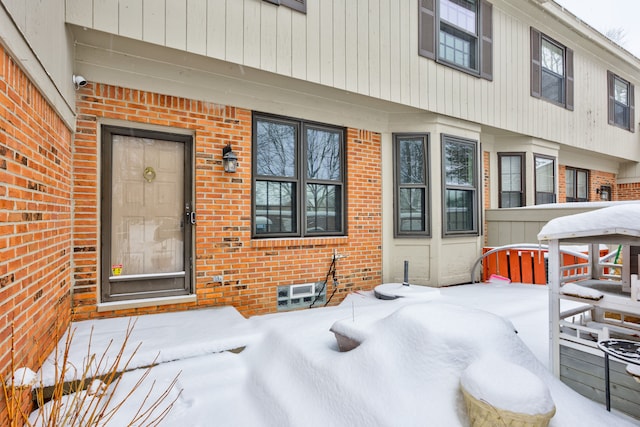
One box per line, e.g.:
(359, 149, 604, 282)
(65, 0, 639, 159)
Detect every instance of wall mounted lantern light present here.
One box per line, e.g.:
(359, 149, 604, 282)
(222, 143, 238, 173)
(596, 185, 611, 201)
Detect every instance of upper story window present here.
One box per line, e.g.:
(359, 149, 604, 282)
(394, 134, 430, 237)
(530, 28, 574, 110)
(498, 153, 525, 208)
(565, 167, 588, 202)
(262, 0, 306, 13)
(442, 135, 479, 236)
(608, 71, 635, 132)
(534, 154, 556, 205)
(419, 0, 493, 80)
(252, 113, 345, 237)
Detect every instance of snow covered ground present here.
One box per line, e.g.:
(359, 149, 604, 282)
(34, 283, 638, 426)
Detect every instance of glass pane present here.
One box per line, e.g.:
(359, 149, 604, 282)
(535, 157, 554, 193)
(307, 128, 341, 180)
(111, 136, 184, 275)
(445, 141, 475, 186)
(440, 0, 477, 33)
(445, 189, 474, 232)
(614, 78, 628, 105)
(256, 120, 296, 177)
(399, 188, 425, 232)
(541, 70, 564, 103)
(536, 192, 556, 204)
(255, 180, 295, 233)
(439, 30, 473, 68)
(565, 169, 575, 198)
(577, 171, 587, 199)
(306, 184, 341, 233)
(399, 138, 425, 184)
(500, 156, 521, 192)
(541, 40, 564, 75)
(614, 103, 630, 128)
(500, 192, 522, 208)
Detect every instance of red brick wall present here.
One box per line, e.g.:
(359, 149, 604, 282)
(483, 151, 490, 245)
(0, 46, 72, 424)
(617, 182, 640, 200)
(559, 166, 617, 202)
(72, 83, 382, 320)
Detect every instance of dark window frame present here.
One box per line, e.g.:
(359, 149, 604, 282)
(498, 152, 525, 208)
(565, 166, 589, 202)
(441, 134, 479, 236)
(418, 0, 493, 80)
(534, 154, 556, 205)
(393, 133, 431, 238)
(251, 112, 346, 239)
(607, 71, 635, 132)
(530, 27, 574, 110)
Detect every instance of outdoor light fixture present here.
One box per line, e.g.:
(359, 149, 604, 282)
(596, 185, 611, 201)
(222, 143, 238, 173)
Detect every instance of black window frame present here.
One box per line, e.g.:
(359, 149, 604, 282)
(534, 154, 556, 205)
(393, 133, 431, 238)
(498, 152, 525, 208)
(252, 112, 346, 238)
(441, 135, 479, 236)
(418, 0, 493, 80)
(608, 71, 635, 132)
(530, 27, 574, 110)
(565, 166, 589, 203)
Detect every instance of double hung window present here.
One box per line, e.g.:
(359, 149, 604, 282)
(608, 71, 635, 132)
(442, 136, 478, 235)
(253, 114, 345, 237)
(394, 134, 430, 237)
(534, 155, 556, 205)
(498, 153, 524, 208)
(531, 28, 574, 110)
(565, 167, 588, 202)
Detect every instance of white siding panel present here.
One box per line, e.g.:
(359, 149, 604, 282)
(408, 0, 419, 107)
(276, 6, 293, 76)
(119, 0, 142, 39)
(225, 0, 244, 64)
(319, 0, 333, 86)
(187, 0, 207, 55)
(344, 0, 358, 92)
(165, 0, 187, 50)
(142, 0, 166, 45)
(378, 0, 391, 100)
(93, 0, 119, 33)
(206, 0, 226, 59)
(398, 0, 410, 104)
(368, 0, 380, 98)
(66, 0, 93, 27)
(356, 0, 369, 94)
(243, 1, 261, 69)
(388, 0, 400, 103)
(260, 2, 278, 72)
(332, 0, 346, 90)
(290, 7, 307, 79)
(306, 0, 320, 83)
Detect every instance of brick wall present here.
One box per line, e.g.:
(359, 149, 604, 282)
(483, 151, 490, 245)
(617, 182, 640, 201)
(72, 83, 382, 320)
(0, 46, 72, 424)
(558, 166, 617, 202)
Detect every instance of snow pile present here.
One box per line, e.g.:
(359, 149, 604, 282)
(560, 283, 604, 300)
(537, 203, 640, 240)
(461, 358, 554, 415)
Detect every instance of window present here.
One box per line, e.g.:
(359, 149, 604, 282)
(530, 28, 573, 110)
(252, 114, 345, 237)
(394, 134, 430, 237)
(608, 71, 635, 132)
(565, 167, 588, 202)
(498, 153, 525, 208)
(534, 155, 555, 205)
(418, 0, 493, 80)
(262, 0, 306, 13)
(442, 135, 478, 235)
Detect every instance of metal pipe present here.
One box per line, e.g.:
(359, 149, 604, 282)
(403, 260, 409, 286)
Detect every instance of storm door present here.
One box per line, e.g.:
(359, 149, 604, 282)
(101, 126, 193, 302)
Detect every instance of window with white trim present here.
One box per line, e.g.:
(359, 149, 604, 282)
(442, 135, 478, 235)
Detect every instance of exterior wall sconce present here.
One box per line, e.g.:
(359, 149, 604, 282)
(222, 143, 238, 173)
(596, 185, 611, 201)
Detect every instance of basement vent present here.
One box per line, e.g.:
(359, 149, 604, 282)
(277, 282, 325, 311)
